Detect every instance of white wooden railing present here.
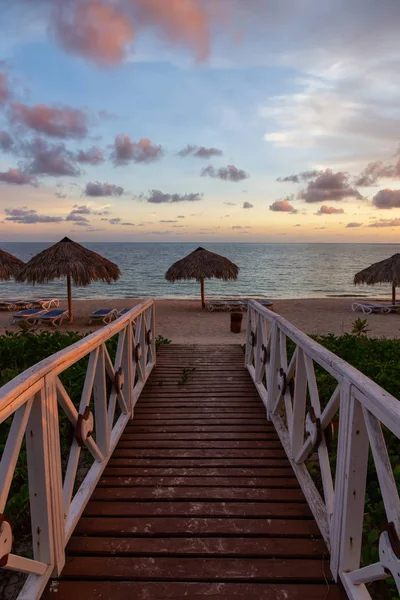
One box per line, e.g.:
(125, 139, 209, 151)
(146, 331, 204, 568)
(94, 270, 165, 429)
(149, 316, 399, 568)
(245, 300, 400, 599)
(0, 298, 156, 599)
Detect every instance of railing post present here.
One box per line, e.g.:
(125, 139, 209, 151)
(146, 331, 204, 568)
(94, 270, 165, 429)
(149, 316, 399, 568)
(266, 321, 279, 419)
(331, 382, 369, 579)
(26, 381, 65, 576)
(121, 322, 133, 416)
(244, 304, 252, 368)
(291, 348, 307, 458)
(93, 345, 110, 457)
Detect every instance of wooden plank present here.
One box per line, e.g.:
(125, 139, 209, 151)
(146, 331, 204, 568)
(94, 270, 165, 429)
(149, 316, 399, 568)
(98, 475, 298, 488)
(108, 457, 291, 468)
(55, 556, 331, 581)
(91, 487, 306, 502)
(116, 440, 283, 449)
(42, 581, 344, 600)
(83, 500, 312, 518)
(103, 466, 293, 477)
(120, 432, 279, 440)
(124, 419, 269, 425)
(67, 536, 326, 557)
(124, 425, 275, 433)
(112, 449, 288, 459)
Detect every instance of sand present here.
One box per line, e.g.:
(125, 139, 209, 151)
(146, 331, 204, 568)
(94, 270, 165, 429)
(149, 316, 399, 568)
(1, 297, 399, 343)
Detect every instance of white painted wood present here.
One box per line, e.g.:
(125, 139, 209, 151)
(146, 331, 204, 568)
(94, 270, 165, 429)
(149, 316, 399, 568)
(17, 565, 53, 600)
(93, 344, 110, 457)
(80, 348, 99, 412)
(362, 406, 400, 535)
(347, 562, 387, 585)
(25, 389, 56, 572)
(273, 413, 331, 548)
(4, 554, 47, 576)
(338, 393, 369, 574)
(291, 349, 307, 458)
(62, 440, 81, 518)
(340, 572, 370, 600)
(0, 398, 33, 512)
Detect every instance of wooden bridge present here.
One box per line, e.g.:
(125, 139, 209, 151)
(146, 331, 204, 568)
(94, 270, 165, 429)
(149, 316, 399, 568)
(1, 299, 399, 599)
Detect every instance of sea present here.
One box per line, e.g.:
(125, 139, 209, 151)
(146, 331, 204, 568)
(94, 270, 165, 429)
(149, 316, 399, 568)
(0, 242, 398, 300)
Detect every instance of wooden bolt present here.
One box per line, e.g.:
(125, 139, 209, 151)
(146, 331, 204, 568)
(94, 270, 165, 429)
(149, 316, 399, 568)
(75, 407, 94, 447)
(0, 516, 12, 567)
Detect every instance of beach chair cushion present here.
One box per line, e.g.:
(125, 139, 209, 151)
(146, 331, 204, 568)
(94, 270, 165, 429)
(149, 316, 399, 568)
(12, 309, 45, 324)
(88, 308, 118, 324)
(38, 309, 68, 325)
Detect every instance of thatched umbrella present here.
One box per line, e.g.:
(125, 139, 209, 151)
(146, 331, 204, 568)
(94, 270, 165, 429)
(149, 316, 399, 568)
(165, 246, 239, 308)
(354, 253, 400, 304)
(16, 237, 120, 322)
(0, 248, 24, 281)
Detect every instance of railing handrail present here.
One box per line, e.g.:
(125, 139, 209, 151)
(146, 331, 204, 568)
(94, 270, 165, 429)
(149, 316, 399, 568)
(0, 298, 153, 414)
(248, 300, 400, 435)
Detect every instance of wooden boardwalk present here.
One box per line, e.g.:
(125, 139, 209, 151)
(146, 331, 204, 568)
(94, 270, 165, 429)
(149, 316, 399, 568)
(44, 344, 343, 599)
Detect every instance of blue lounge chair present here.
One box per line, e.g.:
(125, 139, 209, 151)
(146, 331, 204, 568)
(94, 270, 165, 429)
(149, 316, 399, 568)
(88, 308, 118, 325)
(37, 309, 69, 326)
(31, 298, 60, 310)
(118, 308, 130, 317)
(12, 309, 45, 325)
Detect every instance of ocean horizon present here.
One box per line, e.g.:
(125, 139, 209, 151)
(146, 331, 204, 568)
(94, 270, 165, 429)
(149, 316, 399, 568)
(1, 242, 398, 300)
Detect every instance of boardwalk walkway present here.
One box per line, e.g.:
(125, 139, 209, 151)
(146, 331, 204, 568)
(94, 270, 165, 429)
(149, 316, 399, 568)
(43, 344, 343, 599)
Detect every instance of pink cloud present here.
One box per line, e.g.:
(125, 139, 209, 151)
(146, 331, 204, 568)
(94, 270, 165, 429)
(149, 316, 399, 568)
(0, 168, 37, 185)
(0, 71, 11, 105)
(52, 0, 134, 65)
(316, 205, 345, 215)
(23, 138, 80, 177)
(269, 199, 297, 213)
(113, 134, 163, 164)
(77, 146, 104, 164)
(50, 0, 212, 65)
(0, 131, 13, 151)
(9, 103, 88, 138)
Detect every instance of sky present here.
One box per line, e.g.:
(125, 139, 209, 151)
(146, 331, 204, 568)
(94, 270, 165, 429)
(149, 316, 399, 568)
(0, 0, 400, 243)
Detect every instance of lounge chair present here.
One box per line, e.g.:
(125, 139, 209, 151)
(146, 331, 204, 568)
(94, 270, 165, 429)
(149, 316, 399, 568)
(88, 308, 118, 325)
(11, 308, 46, 325)
(37, 309, 69, 326)
(225, 300, 245, 311)
(205, 300, 228, 312)
(352, 302, 398, 315)
(118, 308, 130, 317)
(0, 300, 18, 311)
(31, 298, 60, 310)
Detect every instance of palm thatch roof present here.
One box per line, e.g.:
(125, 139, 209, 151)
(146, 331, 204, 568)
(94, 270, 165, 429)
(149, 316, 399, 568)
(354, 254, 400, 287)
(0, 248, 24, 281)
(165, 247, 239, 282)
(16, 237, 120, 285)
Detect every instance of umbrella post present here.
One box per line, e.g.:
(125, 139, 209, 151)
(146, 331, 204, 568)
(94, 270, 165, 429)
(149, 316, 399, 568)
(67, 274, 73, 322)
(393, 284, 396, 305)
(200, 278, 205, 309)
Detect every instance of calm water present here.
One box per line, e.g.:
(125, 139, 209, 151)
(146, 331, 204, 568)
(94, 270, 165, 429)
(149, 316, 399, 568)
(0, 242, 398, 300)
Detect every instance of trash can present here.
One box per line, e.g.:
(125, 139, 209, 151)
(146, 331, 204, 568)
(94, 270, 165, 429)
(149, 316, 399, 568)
(230, 311, 243, 333)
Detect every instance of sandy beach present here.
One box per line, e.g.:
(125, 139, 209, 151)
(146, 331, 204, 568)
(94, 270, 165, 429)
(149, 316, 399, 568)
(1, 297, 399, 343)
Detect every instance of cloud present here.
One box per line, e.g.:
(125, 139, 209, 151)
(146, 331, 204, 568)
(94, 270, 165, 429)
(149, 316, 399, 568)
(243, 201, 253, 209)
(269, 197, 297, 213)
(369, 218, 400, 228)
(0, 71, 11, 105)
(298, 170, 362, 203)
(113, 134, 163, 165)
(72, 204, 91, 214)
(346, 222, 363, 228)
(160, 219, 177, 223)
(85, 181, 124, 196)
(372, 188, 400, 209)
(355, 160, 400, 187)
(77, 146, 104, 165)
(0, 168, 37, 185)
(4, 207, 63, 224)
(121, 221, 135, 226)
(232, 225, 252, 229)
(49, 0, 212, 65)
(66, 212, 89, 222)
(9, 103, 88, 138)
(109, 218, 121, 225)
(56, 191, 67, 198)
(277, 170, 321, 183)
(145, 189, 203, 203)
(224, 201, 236, 206)
(201, 164, 249, 182)
(0, 131, 13, 151)
(316, 205, 345, 215)
(22, 138, 80, 176)
(177, 215, 185, 218)
(178, 144, 223, 159)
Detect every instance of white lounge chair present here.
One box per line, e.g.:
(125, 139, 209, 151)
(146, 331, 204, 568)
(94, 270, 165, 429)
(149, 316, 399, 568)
(205, 300, 228, 312)
(352, 302, 397, 315)
(37, 309, 69, 326)
(12, 308, 46, 325)
(88, 308, 118, 325)
(31, 298, 60, 310)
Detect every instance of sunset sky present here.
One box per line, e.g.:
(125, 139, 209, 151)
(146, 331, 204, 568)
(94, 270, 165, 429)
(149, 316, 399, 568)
(0, 0, 400, 242)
